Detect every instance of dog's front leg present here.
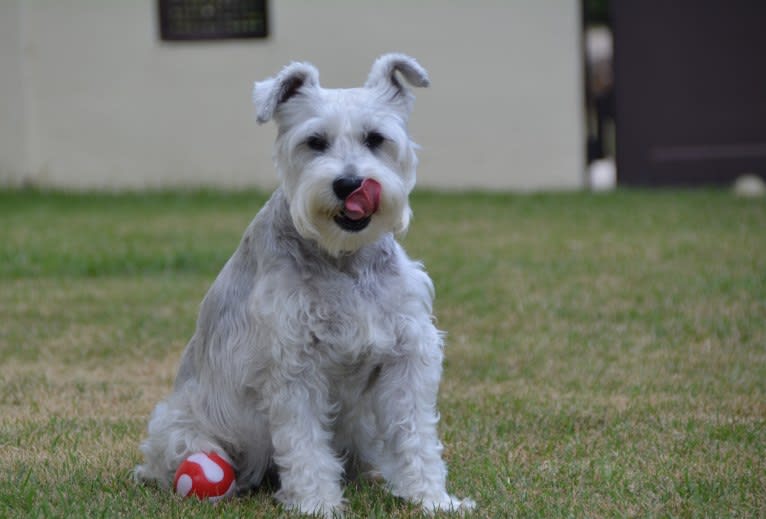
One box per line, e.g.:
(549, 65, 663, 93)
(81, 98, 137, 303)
(373, 335, 475, 514)
(268, 375, 345, 518)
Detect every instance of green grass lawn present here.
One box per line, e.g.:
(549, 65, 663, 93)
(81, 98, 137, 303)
(1, 189, 764, 518)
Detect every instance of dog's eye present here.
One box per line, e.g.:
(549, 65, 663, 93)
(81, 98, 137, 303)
(306, 135, 329, 152)
(364, 131, 385, 150)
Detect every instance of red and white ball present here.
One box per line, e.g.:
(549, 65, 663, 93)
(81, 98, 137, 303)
(173, 452, 236, 502)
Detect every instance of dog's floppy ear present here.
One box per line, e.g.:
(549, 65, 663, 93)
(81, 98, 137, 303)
(364, 53, 429, 112)
(253, 62, 320, 124)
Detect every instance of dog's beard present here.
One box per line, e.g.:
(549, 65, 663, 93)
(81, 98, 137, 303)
(286, 165, 412, 257)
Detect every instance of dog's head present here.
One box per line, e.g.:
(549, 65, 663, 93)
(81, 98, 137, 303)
(253, 53, 429, 256)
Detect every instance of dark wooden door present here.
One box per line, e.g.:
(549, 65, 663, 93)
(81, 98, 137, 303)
(613, 0, 766, 186)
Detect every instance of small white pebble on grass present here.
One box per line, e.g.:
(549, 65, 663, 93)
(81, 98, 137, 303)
(733, 174, 766, 198)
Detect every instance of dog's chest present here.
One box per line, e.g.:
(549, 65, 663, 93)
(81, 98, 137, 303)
(251, 233, 433, 372)
(307, 272, 401, 366)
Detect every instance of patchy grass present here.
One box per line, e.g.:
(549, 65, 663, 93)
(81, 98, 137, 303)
(0, 189, 764, 518)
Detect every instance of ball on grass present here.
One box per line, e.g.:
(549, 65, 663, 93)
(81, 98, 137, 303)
(173, 452, 236, 502)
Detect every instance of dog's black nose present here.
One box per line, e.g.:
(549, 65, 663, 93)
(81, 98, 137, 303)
(332, 175, 364, 200)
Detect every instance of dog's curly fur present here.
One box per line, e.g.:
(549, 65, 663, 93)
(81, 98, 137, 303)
(135, 54, 475, 517)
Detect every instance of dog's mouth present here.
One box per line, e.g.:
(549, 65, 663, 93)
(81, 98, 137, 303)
(334, 212, 371, 232)
(333, 178, 380, 233)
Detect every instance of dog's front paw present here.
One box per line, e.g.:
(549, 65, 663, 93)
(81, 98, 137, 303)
(282, 498, 345, 518)
(301, 504, 344, 519)
(421, 493, 476, 515)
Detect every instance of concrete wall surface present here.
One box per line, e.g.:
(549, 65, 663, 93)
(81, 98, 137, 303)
(0, 0, 27, 186)
(0, 1, 584, 191)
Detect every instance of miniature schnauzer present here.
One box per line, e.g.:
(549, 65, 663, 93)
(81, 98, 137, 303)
(135, 53, 475, 517)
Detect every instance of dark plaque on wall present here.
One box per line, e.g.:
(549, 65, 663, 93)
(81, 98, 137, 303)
(159, 0, 268, 41)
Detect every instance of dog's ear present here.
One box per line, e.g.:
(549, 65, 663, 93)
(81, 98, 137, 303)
(364, 53, 429, 112)
(253, 62, 320, 124)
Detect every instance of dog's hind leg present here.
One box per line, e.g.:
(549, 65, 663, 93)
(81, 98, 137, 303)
(134, 389, 233, 491)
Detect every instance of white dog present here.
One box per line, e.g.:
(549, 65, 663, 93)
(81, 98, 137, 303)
(135, 53, 475, 517)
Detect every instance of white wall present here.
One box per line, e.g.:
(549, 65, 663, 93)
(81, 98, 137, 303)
(0, 0, 27, 185)
(0, 1, 584, 191)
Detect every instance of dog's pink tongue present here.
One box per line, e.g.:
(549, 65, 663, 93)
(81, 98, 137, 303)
(344, 179, 381, 220)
